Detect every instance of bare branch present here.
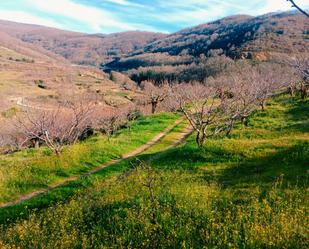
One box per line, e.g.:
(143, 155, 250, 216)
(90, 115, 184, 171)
(141, 81, 171, 114)
(287, 0, 309, 17)
(14, 97, 95, 155)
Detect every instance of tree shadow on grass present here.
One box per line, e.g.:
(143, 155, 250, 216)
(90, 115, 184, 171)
(1, 138, 308, 226)
(140, 136, 309, 192)
(283, 102, 309, 133)
(0, 159, 129, 225)
(0, 143, 207, 225)
(214, 141, 309, 190)
(276, 97, 309, 133)
(147, 141, 241, 171)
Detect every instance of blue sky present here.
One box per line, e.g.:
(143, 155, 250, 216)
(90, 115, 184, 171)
(0, 0, 308, 34)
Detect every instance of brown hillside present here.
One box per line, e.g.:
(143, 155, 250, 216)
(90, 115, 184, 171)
(103, 11, 308, 76)
(0, 20, 166, 66)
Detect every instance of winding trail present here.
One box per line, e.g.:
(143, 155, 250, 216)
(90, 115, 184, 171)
(15, 97, 54, 111)
(0, 118, 193, 209)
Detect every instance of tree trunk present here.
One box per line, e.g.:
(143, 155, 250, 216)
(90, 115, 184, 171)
(300, 82, 308, 99)
(30, 138, 40, 149)
(54, 148, 61, 156)
(260, 101, 265, 111)
(226, 120, 235, 136)
(34, 139, 40, 149)
(151, 101, 158, 114)
(196, 131, 206, 147)
(241, 117, 248, 127)
(288, 86, 295, 97)
(196, 131, 200, 146)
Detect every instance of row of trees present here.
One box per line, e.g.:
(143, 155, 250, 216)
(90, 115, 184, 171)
(289, 55, 309, 98)
(0, 55, 307, 153)
(141, 56, 307, 146)
(0, 98, 140, 155)
(170, 63, 291, 146)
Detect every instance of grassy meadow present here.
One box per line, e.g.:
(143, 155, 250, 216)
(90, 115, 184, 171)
(0, 94, 308, 248)
(0, 112, 180, 204)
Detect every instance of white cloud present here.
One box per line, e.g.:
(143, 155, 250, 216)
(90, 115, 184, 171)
(103, 0, 144, 7)
(155, 7, 226, 25)
(160, 0, 309, 13)
(256, 0, 309, 15)
(153, 0, 309, 27)
(24, 0, 142, 32)
(104, 0, 131, 5)
(152, 0, 233, 26)
(0, 10, 63, 28)
(1, 0, 308, 34)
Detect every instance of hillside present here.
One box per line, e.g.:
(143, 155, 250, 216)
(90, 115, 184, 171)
(0, 20, 166, 66)
(0, 31, 68, 64)
(1, 11, 307, 76)
(0, 5, 308, 248)
(103, 11, 308, 82)
(0, 32, 136, 120)
(0, 94, 308, 248)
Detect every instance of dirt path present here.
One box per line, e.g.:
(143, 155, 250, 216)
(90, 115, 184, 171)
(0, 118, 193, 209)
(15, 97, 50, 110)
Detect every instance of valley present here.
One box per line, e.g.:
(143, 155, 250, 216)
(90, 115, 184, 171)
(0, 5, 308, 248)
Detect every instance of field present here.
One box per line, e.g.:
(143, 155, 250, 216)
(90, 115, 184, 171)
(0, 94, 308, 248)
(0, 112, 180, 204)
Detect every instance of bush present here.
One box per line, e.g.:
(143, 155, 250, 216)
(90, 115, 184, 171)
(35, 80, 47, 89)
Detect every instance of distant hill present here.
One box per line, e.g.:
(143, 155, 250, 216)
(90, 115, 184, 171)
(0, 10, 308, 84)
(102, 11, 308, 81)
(0, 20, 166, 66)
(0, 29, 133, 116)
(0, 30, 69, 64)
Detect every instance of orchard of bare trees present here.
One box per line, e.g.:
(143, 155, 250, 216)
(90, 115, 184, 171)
(0, 95, 140, 155)
(0, 54, 307, 153)
(289, 54, 309, 99)
(169, 60, 301, 147)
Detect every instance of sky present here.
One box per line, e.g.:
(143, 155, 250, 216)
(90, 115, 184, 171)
(0, 0, 308, 34)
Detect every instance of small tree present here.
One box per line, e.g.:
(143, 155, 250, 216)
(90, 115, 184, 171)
(126, 107, 141, 131)
(141, 81, 170, 114)
(96, 109, 128, 141)
(172, 83, 240, 146)
(0, 123, 26, 153)
(15, 100, 94, 155)
(290, 54, 309, 99)
(229, 63, 291, 111)
(171, 62, 292, 147)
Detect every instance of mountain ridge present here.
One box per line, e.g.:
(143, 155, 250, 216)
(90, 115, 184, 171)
(0, 19, 167, 66)
(0, 10, 308, 79)
(100, 11, 308, 83)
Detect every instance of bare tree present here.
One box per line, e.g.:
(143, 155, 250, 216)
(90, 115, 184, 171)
(287, 0, 309, 18)
(96, 109, 128, 141)
(290, 54, 309, 99)
(228, 63, 292, 111)
(0, 123, 26, 154)
(170, 62, 294, 147)
(285, 73, 301, 97)
(251, 64, 287, 110)
(126, 107, 141, 131)
(141, 81, 170, 114)
(172, 83, 240, 146)
(15, 99, 94, 155)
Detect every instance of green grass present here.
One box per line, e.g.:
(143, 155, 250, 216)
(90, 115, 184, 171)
(0, 112, 179, 204)
(144, 120, 189, 155)
(0, 95, 308, 248)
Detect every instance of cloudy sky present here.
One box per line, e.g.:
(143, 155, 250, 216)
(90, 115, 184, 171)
(0, 0, 308, 34)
